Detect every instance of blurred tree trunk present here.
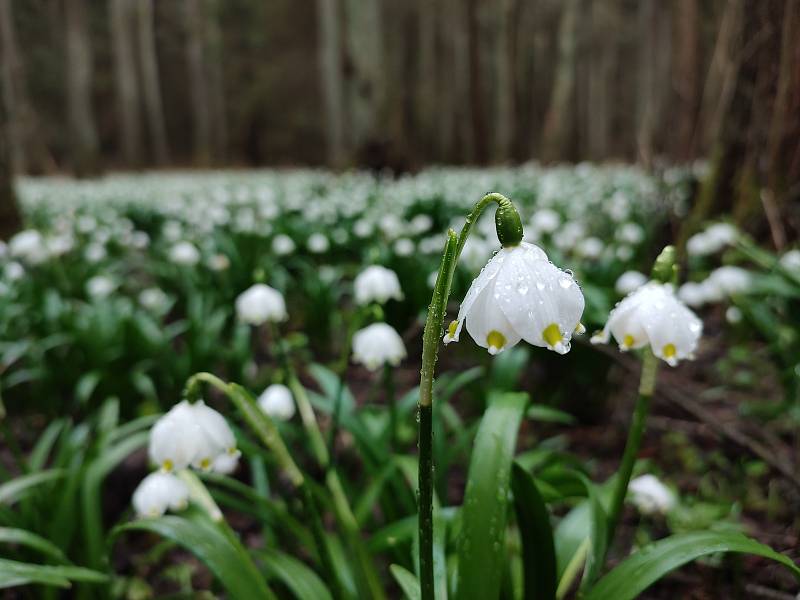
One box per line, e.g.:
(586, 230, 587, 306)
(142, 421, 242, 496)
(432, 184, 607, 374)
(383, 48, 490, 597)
(416, 0, 436, 160)
(65, 0, 100, 176)
(492, 0, 516, 162)
(673, 0, 699, 161)
(0, 77, 22, 239)
(467, 0, 487, 163)
(137, 0, 170, 164)
(540, 0, 579, 162)
(343, 0, 385, 157)
(636, 0, 671, 167)
(0, 0, 50, 174)
(316, 0, 346, 167)
(206, 0, 226, 163)
(439, 0, 472, 161)
(587, 0, 617, 161)
(184, 0, 212, 165)
(110, 0, 142, 166)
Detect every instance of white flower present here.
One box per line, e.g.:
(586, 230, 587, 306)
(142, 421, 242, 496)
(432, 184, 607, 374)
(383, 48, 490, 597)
(9, 230, 47, 264)
(617, 223, 644, 245)
(235, 283, 287, 325)
(530, 209, 561, 234)
(84, 243, 107, 263)
(191, 400, 239, 472)
(139, 287, 169, 312)
(591, 282, 702, 366)
(307, 233, 330, 253)
(780, 249, 800, 272)
(577, 237, 604, 259)
(615, 271, 648, 295)
(272, 234, 296, 256)
(677, 282, 707, 308)
(445, 242, 584, 355)
(211, 452, 239, 475)
(169, 241, 200, 266)
(86, 275, 116, 300)
(4, 261, 24, 281)
(725, 306, 743, 324)
(394, 238, 415, 257)
(47, 234, 75, 257)
(686, 223, 738, 257)
(352, 323, 407, 371)
(258, 384, 296, 421)
(410, 214, 433, 234)
(354, 265, 403, 305)
(132, 471, 190, 518)
(628, 475, 676, 515)
(706, 266, 751, 298)
(208, 253, 230, 271)
(149, 401, 203, 472)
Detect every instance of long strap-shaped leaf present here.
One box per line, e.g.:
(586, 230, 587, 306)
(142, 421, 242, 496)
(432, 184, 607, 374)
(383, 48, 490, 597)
(113, 510, 275, 600)
(456, 391, 529, 600)
(511, 463, 557, 600)
(584, 530, 800, 600)
(0, 558, 107, 590)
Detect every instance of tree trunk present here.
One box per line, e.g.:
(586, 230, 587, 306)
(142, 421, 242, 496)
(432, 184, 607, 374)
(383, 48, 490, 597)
(137, 0, 170, 164)
(467, 0, 487, 163)
(492, 0, 516, 162)
(636, 0, 671, 167)
(673, 0, 699, 161)
(184, 0, 212, 165)
(316, 0, 346, 167)
(205, 0, 226, 163)
(587, 0, 617, 160)
(540, 0, 579, 162)
(0, 72, 22, 239)
(110, 0, 142, 166)
(65, 0, 100, 176)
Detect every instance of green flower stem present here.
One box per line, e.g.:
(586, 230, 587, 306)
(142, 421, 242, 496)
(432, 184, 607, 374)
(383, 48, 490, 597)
(384, 363, 397, 449)
(272, 331, 386, 600)
(418, 192, 522, 600)
(184, 372, 343, 598)
(604, 350, 659, 564)
(327, 308, 365, 461)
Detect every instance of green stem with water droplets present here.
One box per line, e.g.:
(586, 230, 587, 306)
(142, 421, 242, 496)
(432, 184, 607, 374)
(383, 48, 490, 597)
(603, 350, 659, 571)
(418, 192, 525, 600)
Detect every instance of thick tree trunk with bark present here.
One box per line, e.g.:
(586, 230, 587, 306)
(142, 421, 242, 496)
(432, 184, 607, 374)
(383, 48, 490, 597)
(65, 0, 99, 176)
(673, 0, 699, 160)
(540, 0, 579, 162)
(0, 76, 21, 239)
(467, 0, 487, 163)
(184, 0, 212, 165)
(316, 0, 346, 167)
(491, 0, 515, 163)
(110, 0, 142, 166)
(587, 0, 617, 160)
(137, 0, 169, 164)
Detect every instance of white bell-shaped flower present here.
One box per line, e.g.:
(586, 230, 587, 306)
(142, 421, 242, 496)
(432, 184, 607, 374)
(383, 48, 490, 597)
(132, 471, 190, 518)
(191, 401, 239, 471)
(628, 474, 676, 515)
(352, 323, 407, 371)
(235, 283, 287, 325)
(149, 401, 203, 472)
(591, 282, 702, 366)
(444, 242, 584, 355)
(615, 270, 647, 295)
(258, 384, 296, 421)
(169, 241, 200, 266)
(211, 452, 240, 475)
(354, 265, 404, 306)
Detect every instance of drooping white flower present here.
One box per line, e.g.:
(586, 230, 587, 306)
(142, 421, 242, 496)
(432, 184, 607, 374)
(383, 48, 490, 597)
(307, 232, 330, 253)
(615, 271, 648, 295)
(394, 238, 415, 257)
(235, 283, 287, 325)
(211, 452, 240, 475)
(617, 222, 644, 245)
(352, 323, 407, 371)
(169, 241, 200, 266)
(445, 242, 584, 356)
(191, 400, 239, 472)
(725, 306, 743, 324)
(149, 401, 204, 472)
(9, 230, 48, 264)
(4, 261, 25, 281)
(208, 253, 230, 271)
(677, 282, 707, 308)
(591, 281, 702, 366)
(577, 237, 604, 259)
(354, 265, 403, 306)
(780, 249, 800, 272)
(705, 266, 751, 298)
(258, 384, 296, 421)
(686, 223, 738, 257)
(272, 234, 296, 256)
(139, 287, 169, 312)
(132, 471, 190, 518)
(84, 242, 107, 263)
(628, 475, 676, 515)
(86, 275, 117, 300)
(530, 209, 561, 234)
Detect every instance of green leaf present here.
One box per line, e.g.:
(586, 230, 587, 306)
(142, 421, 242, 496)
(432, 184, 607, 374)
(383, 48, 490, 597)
(0, 470, 65, 505)
(260, 548, 332, 600)
(456, 391, 528, 600)
(511, 464, 556, 600)
(390, 564, 421, 600)
(113, 511, 274, 600)
(0, 528, 69, 564)
(0, 558, 107, 590)
(584, 531, 800, 600)
(526, 405, 575, 425)
(489, 346, 530, 392)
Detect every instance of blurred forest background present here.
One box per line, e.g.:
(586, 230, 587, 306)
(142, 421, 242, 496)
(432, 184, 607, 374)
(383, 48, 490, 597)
(1, 0, 799, 240)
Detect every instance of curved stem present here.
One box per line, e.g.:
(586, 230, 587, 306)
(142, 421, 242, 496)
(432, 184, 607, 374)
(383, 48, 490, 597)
(417, 192, 520, 600)
(604, 351, 659, 565)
